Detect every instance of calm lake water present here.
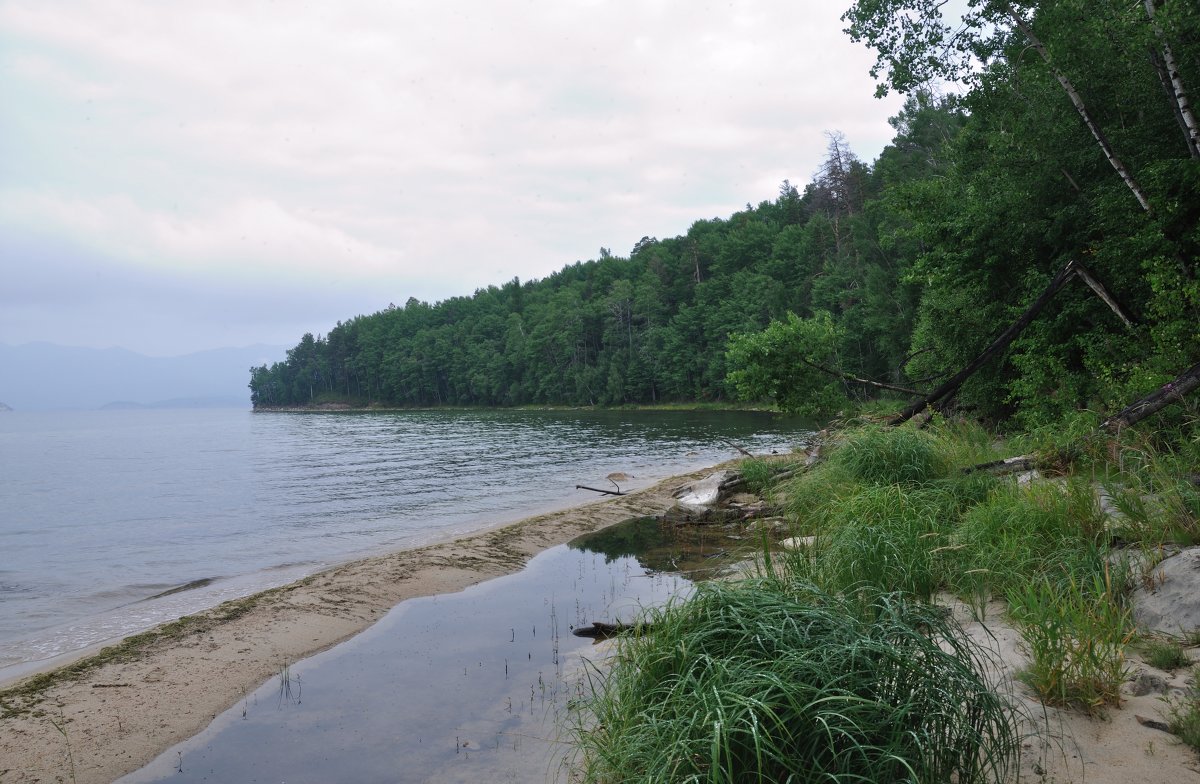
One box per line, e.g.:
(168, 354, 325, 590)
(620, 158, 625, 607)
(0, 408, 809, 679)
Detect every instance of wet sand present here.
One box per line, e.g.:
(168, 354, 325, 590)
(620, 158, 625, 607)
(0, 463, 731, 784)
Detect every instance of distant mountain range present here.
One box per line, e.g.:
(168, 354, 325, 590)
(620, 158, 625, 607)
(0, 343, 287, 411)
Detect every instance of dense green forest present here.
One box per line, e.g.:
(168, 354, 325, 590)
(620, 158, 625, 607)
(251, 0, 1200, 427)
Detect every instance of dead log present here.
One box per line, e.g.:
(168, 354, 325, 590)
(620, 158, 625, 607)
(720, 438, 754, 457)
(796, 357, 924, 396)
(1073, 261, 1138, 329)
(961, 455, 1039, 476)
(1101, 361, 1200, 432)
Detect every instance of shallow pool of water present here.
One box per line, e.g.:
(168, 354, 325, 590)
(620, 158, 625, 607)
(118, 539, 697, 783)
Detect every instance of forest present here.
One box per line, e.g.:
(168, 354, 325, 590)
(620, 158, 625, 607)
(250, 0, 1200, 428)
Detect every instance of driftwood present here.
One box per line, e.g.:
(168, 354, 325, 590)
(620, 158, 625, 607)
(891, 259, 1137, 425)
(720, 438, 754, 457)
(661, 504, 783, 526)
(575, 484, 626, 496)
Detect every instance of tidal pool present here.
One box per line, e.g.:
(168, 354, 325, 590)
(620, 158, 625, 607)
(116, 520, 753, 784)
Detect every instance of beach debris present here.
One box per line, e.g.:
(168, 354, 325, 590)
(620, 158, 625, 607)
(673, 470, 735, 510)
(1135, 714, 1174, 733)
(576, 484, 626, 496)
(577, 471, 636, 496)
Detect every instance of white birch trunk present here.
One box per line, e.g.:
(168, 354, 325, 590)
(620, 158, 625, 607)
(1144, 0, 1200, 158)
(1008, 10, 1154, 213)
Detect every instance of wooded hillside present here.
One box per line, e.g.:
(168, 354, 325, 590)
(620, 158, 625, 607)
(251, 0, 1199, 427)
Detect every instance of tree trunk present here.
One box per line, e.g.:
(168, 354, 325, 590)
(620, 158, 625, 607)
(1101, 361, 1200, 432)
(797, 357, 923, 396)
(1008, 10, 1154, 213)
(1144, 0, 1200, 159)
(1073, 261, 1138, 328)
(890, 259, 1082, 425)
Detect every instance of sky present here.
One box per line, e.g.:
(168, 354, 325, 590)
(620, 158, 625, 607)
(0, 0, 906, 357)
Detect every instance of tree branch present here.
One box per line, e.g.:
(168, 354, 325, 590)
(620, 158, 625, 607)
(796, 357, 923, 396)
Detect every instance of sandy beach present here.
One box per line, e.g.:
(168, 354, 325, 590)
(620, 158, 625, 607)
(0, 463, 723, 784)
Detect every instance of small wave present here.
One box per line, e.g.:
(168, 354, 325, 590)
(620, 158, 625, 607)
(142, 577, 217, 601)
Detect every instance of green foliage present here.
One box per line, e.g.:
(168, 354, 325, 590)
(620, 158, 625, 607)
(574, 581, 1021, 784)
(724, 311, 846, 415)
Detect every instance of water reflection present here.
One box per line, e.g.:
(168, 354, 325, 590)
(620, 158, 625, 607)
(120, 541, 691, 784)
(570, 515, 761, 580)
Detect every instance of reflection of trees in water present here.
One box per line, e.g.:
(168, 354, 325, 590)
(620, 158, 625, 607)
(569, 516, 743, 579)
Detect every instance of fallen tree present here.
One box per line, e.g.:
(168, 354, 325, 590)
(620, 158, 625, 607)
(891, 259, 1137, 425)
(1101, 361, 1200, 433)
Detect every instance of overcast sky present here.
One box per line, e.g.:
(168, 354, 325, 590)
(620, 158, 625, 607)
(1, 0, 905, 357)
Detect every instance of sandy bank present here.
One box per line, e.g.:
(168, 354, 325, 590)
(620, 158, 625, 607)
(0, 463, 729, 784)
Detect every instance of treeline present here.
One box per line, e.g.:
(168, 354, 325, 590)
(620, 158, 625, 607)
(252, 1, 1200, 426)
(250, 129, 919, 409)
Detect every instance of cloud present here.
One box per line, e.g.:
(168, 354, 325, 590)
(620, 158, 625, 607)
(0, 0, 905, 354)
(0, 191, 396, 281)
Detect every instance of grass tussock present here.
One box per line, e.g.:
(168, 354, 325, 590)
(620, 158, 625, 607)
(950, 480, 1105, 605)
(575, 581, 1021, 784)
(792, 484, 952, 601)
(1141, 637, 1193, 671)
(1006, 566, 1133, 711)
(827, 425, 949, 486)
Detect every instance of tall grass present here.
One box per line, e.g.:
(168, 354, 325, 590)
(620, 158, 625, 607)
(793, 484, 952, 601)
(573, 581, 1022, 784)
(950, 480, 1105, 606)
(1007, 565, 1133, 712)
(1167, 666, 1200, 751)
(827, 425, 949, 486)
(1101, 431, 1200, 545)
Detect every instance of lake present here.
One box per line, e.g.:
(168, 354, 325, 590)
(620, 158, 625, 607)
(0, 408, 809, 680)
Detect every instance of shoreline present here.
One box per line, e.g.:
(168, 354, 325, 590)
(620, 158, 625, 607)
(0, 461, 732, 784)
